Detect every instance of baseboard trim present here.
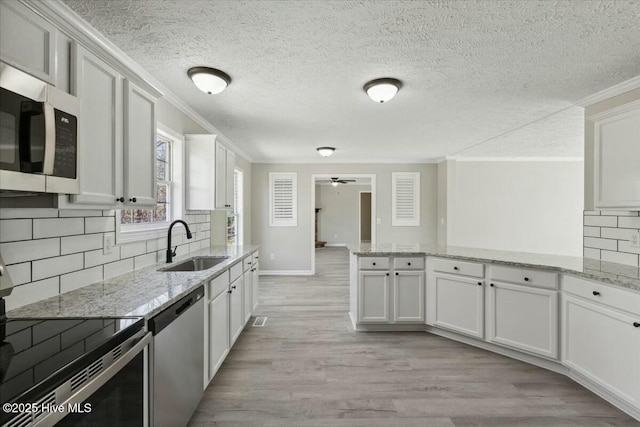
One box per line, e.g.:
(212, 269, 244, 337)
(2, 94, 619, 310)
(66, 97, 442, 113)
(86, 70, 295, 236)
(354, 323, 426, 332)
(569, 369, 640, 421)
(259, 270, 313, 276)
(324, 243, 348, 247)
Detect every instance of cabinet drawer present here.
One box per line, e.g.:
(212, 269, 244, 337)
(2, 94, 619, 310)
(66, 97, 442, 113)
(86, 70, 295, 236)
(563, 275, 640, 316)
(252, 251, 259, 264)
(208, 271, 229, 299)
(393, 257, 424, 270)
(432, 258, 484, 278)
(229, 261, 243, 283)
(243, 256, 254, 272)
(490, 265, 558, 289)
(359, 257, 389, 270)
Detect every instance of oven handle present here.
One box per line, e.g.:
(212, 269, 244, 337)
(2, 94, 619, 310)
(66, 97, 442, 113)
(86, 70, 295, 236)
(42, 102, 56, 175)
(32, 331, 152, 427)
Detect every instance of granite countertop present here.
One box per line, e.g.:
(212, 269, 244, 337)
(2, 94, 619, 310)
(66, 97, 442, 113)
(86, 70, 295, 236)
(348, 243, 640, 292)
(7, 245, 260, 320)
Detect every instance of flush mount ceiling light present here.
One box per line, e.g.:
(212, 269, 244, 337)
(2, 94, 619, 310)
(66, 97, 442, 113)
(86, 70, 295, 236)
(316, 147, 335, 157)
(187, 66, 231, 95)
(363, 78, 402, 103)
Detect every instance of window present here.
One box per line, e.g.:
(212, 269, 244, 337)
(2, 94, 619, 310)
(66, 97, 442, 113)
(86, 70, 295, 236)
(392, 172, 420, 226)
(269, 172, 297, 227)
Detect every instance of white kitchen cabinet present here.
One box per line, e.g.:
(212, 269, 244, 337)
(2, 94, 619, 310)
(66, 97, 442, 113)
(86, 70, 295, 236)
(563, 294, 640, 408)
(186, 134, 216, 210)
(252, 261, 259, 311)
(70, 42, 158, 208)
(229, 276, 244, 345)
(393, 271, 424, 322)
(429, 273, 484, 339)
(0, 0, 58, 84)
(358, 271, 390, 322)
(487, 281, 558, 359)
(208, 288, 230, 382)
(589, 100, 640, 210)
(242, 262, 253, 324)
(215, 142, 235, 210)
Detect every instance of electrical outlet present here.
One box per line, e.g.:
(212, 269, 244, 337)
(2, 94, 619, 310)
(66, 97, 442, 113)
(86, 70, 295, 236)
(270, 253, 275, 260)
(630, 229, 640, 249)
(103, 234, 113, 255)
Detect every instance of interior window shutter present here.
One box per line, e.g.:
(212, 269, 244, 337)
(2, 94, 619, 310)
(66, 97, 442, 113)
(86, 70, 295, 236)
(269, 172, 297, 227)
(392, 172, 420, 226)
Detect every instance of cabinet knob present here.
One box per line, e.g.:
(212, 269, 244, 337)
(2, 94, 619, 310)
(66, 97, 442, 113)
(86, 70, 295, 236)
(524, 277, 529, 282)
(395, 272, 399, 276)
(228, 290, 232, 294)
(372, 262, 376, 266)
(386, 273, 389, 276)
(477, 282, 482, 286)
(129, 197, 137, 203)
(407, 262, 411, 266)
(490, 283, 494, 287)
(592, 291, 600, 296)
(232, 285, 237, 289)
(453, 266, 459, 271)
(116, 197, 124, 203)
(633, 322, 640, 328)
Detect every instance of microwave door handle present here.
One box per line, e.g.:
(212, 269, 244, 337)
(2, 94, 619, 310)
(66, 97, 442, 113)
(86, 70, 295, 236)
(42, 102, 56, 175)
(18, 101, 44, 173)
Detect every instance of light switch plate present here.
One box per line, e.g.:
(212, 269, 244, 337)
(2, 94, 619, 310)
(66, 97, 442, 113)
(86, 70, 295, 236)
(630, 229, 640, 248)
(103, 234, 113, 254)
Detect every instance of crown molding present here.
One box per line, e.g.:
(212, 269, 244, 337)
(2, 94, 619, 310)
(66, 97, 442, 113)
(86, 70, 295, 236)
(24, 0, 253, 162)
(575, 75, 640, 107)
(449, 156, 584, 162)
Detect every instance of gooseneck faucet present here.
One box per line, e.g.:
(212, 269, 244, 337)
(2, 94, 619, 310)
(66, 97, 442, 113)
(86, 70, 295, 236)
(166, 220, 193, 263)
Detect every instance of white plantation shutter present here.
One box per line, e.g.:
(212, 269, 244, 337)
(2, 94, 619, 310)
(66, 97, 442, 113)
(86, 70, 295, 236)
(392, 172, 420, 226)
(269, 172, 297, 226)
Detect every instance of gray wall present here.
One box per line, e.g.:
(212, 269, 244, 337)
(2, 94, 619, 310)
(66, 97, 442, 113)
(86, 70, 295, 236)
(316, 184, 370, 245)
(252, 163, 438, 272)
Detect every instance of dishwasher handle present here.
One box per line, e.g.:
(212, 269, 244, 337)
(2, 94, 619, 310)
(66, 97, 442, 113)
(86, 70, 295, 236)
(149, 285, 204, 335)
(175, 299, 192, 316)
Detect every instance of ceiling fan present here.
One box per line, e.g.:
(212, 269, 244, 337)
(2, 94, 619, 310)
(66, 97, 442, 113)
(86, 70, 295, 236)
(318, 177, 357, 186)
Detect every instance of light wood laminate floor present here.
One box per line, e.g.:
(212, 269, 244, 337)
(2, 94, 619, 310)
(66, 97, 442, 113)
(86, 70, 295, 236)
(189, 247, 639, 427)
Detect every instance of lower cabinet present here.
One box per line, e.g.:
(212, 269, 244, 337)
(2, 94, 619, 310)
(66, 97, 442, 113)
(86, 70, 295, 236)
(487, 281, 558, 359)
(208, 289, 229, 382)
(229, 276, 244, 345)
(243, 267, 253, 324)
(358, 271, 390, 322)
(563, 294, 640, 408)
(393, 271, 425, 322)
(252, 262, 259, 311)
(429, 273, 484, 339)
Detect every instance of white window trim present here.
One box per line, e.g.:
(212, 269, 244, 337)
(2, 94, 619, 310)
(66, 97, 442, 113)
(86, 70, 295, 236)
(392, 171, 420, 227)
(269, 172, 298, 227)
(116, 124, 185, 244)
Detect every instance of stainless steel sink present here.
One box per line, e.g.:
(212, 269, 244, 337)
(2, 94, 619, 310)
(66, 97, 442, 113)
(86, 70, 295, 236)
(160, 256, 229, 272)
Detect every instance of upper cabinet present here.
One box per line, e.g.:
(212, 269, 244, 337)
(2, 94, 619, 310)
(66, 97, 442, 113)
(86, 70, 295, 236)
(70, 42, 158, 208)
(588, 100, 640, 210)
(216, 142, 235, 210)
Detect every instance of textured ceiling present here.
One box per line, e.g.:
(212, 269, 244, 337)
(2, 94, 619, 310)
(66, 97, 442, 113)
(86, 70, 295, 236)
(62, 0, 640, 162)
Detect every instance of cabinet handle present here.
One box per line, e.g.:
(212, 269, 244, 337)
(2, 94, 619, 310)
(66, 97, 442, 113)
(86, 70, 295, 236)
(524, 277, 529, 282)
(453, 266, 459, 271)
(228, 290, 232, 294)
(592, 291, 600, 296)
(407, 262, 411, 266)
(116, 197, 124, 203)
(395, 272, 399, 276)
(232, 285, 237, 289)
(633, 322, 640, 328)
(386, 273, 389, 276)
(373, 262, 376, 266)
(129, 197, 137, 203)
(490, 283, 494, 287)
(477, 282, 482, 286)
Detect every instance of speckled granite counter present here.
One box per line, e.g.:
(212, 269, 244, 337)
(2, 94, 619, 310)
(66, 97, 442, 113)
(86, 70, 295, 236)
(348, 243, 640, 292)
(7, 245, 259, 319)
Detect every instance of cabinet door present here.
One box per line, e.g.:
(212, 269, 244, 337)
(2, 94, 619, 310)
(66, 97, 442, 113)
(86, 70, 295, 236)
(208, 290, 230, 382)
(393, 271, 424, 322)
(229, 277, 244, 345)
(215, 143, 227, 209)
(358, 271, 389, 322)
(123, 79, 156, 207)
(185, 135, 216, 210)
(432, 274, 484, 338)
(70, 42, 123, 205)
(563, 294, 640, 407)
(243, 270, 253, 324)
(0, 0, 57, 84)
(252, 262, 259, 311)
(487, 281, 558, 359)
(226, 149, 235, 210)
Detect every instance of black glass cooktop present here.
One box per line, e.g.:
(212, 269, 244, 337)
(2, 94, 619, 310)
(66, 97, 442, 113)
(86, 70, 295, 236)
(0, 317, 143, 414)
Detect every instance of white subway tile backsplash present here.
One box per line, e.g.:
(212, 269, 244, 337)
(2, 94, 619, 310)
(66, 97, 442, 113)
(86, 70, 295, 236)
(618, 216, 640, 229)
(0, 219, 32, 242)
(61, 233, 103, 255)
(134, 253, 156, 270)
(0, 208, 58, 219)
(600, 210, 638, 216)
(102, 210, 116, 217)
(85, 217, 115, 233)
(583, 247, 601, 260)
(59, 210, 102, 217)
(600, 227, 635, 240)
(583, 226, 600, 238)
(121, 241, 147, 259)
(6, 262, 31, 286)
(1, 238, 60, 264)
(583, 216, 618, 227)
(60, 266, 103, 293)
(584, 211, 600, 216)
(104, 258, 134, 279)
(33, 253, 84, 281)
(33, 218, 84, 238)
(601, 250, 639, 267)
(583, 237, 617, 251)
(5, 277, 59, 311)
(618, 240, 640, 255)
(85, 246, 120, 268)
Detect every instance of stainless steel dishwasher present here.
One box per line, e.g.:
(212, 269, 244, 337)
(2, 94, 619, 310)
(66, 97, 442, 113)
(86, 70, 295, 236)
(149, 286, 205, 427)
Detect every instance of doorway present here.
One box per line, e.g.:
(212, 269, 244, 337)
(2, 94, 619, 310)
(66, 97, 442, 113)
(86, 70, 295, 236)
(359, 191, 372, 243)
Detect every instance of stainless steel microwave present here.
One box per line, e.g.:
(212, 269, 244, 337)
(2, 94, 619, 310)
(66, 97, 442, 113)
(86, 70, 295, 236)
(0, 62, 81, 194)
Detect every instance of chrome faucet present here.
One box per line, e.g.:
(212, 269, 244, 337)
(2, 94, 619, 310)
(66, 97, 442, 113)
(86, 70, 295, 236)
(166, 220, 193, 263)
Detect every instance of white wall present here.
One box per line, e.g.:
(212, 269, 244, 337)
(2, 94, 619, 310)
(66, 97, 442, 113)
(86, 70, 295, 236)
(252, 163, 438, 272)
(316, 184, 371, 245)
(445, 159, 584, 256)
